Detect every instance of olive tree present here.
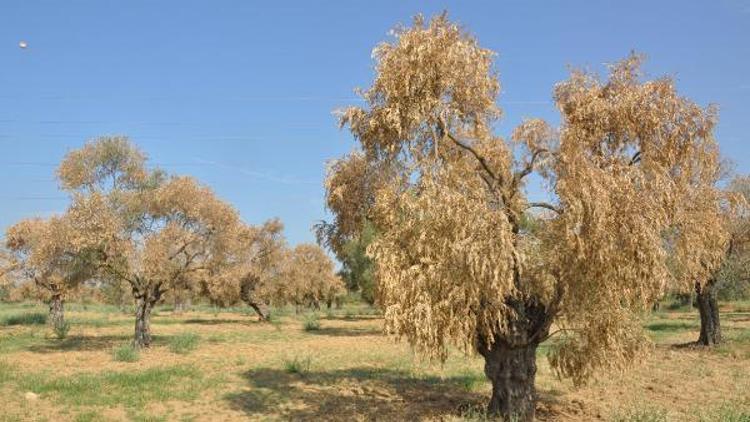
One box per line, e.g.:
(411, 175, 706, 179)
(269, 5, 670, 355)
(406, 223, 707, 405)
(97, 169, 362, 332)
(316, 153, 390, 304)
(203, 218, 287, 321)
(325, 14, 725, 420)
(689, 175, 750, 345)
(280, 243, 344, 312)
(58, 136, 245, 348)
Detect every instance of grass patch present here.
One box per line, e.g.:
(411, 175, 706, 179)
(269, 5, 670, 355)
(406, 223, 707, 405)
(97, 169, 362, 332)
(1, 312, 47, 326)
(283, 355, 312, 375)
(112, 343, 140, 362)
(694, 401, 750, 421)
(612, 404, 668, 422)
(53, 321, 72, 339)
(168, 332, 200, 354)
(456, 370, 486, 391)
(302, 314, 321, 331)
(0, 330, 44, 353)
(17, 365, 211, 408)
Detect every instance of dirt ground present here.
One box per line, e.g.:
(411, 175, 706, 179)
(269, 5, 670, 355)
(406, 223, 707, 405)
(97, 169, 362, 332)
(0, 301, 748, 421)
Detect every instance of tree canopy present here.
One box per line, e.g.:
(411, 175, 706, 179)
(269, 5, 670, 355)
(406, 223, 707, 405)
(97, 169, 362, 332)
(325, 14, 727, 419)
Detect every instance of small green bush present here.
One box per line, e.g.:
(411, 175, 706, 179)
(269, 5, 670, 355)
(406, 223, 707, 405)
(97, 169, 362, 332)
(302, 314, 320, 331)
(53, 321, 71, 340)
(168, 333, 200, 354)
(2, 312, 47, 326)
(112, 344, 139, 362)
(283, 355, 311, 375)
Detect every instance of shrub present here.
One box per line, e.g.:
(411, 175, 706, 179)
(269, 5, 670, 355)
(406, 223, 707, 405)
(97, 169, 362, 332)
(112, 344, 139, 362)
(168, 333, 200, 354)
(283, 356, 311, 375)
(53, 321, 71, 339)
(302, 314, 320, 331)
(2, 312, 47, 326)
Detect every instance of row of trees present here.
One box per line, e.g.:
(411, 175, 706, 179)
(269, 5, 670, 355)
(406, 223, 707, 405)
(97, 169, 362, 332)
(319, 14, 749, 421)
(3, 137, 344, 348)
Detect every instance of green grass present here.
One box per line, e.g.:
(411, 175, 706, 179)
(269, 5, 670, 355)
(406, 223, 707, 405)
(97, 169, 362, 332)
(302, 313, 321, 331)
(1, 311, 47, 326)
(283, 355, 312, 375)
(112, 343, 140, 362)
(0, 329, 45, 353)
(15, 364, 213, 408)
(694, 401, 750, 421)
(168, 332, 200, 354)
(53, 321, 72, 339)
(611, 405, 668, 422)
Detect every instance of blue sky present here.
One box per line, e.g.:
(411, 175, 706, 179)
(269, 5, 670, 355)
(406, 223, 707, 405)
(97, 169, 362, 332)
(1, 1, 749, 247)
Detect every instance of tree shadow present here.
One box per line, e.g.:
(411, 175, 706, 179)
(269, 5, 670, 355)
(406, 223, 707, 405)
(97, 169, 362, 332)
(646, 321, 699, 332)
(225, 366, 486, 420)
(323, 315, 381, 322)
(183, 318, 255, 325)
(26, 334, 176, 353)
(225, 366, 564, 421)
(306, 327, 382, 337)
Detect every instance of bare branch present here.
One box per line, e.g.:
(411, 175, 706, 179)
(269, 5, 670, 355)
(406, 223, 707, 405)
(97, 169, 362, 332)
(526, 202, 563, 215)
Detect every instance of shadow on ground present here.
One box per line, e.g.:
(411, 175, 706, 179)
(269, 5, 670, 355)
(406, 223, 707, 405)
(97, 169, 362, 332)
(183, 318, 257, 325)
(306, 327, 382, 337)
(226, 366, 485, 420)
(226, 367, 565, 421)
(26, 334, 175, 353)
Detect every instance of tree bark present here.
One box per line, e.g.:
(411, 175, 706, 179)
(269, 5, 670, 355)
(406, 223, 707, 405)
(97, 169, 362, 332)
(247, 302, 269, 321)
(240, 276, 269, 321)
(475, 295, 555, 421)
(49, 292, 65, 329)
(479, 340, 539, 421)
(133, 284, 162, 348)
(696, 279, 721, 346)
(134, 297, 154, 348)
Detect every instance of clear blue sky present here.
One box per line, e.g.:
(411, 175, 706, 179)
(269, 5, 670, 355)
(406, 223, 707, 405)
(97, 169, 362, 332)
(1, 1, 749, 247)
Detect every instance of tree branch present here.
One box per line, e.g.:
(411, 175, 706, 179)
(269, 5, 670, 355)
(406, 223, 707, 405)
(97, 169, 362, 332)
(514, 148, 548, 184)
(437, 118, 500, 184)
(526, 202, 562, 215)
(629, 151, 641, 166)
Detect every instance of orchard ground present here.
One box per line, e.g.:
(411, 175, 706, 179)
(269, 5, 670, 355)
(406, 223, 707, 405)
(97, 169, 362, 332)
(0, 299, 748, 421)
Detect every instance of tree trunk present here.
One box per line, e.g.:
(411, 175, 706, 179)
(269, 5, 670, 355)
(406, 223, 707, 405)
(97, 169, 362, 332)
(247, 302, 269, 322)
(49, 292, 65, 329)
(480, 341, 539, 421)
(134, 296, 157, 348)
(696, 280, 721, 345)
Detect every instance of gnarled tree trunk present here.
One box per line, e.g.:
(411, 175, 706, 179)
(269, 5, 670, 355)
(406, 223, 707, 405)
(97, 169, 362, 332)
(481, 341, 539, 421)
(49, 291, 65, 329)
(240, 276, 269, 321)
(133, 284, 162, 348)
(247, 302, 269, 321)
(695, 279, 721, 346)
(476, 299, 554, 422)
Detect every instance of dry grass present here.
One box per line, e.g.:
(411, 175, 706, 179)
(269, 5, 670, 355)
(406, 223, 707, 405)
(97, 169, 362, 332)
(0, 302, 747, 421)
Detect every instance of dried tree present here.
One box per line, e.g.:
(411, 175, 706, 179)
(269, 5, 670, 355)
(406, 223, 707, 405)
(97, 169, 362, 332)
(58, 136, 246, 348)
(203, 218, 287, 321)
(5, 215, 95, 329)
(688, 175, 750, 345)
(280, 243, 344, 312)
(326, 14, 725, 420)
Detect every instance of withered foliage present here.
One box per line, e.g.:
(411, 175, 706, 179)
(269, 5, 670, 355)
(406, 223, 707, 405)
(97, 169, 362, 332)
(326, 14, 728, 384)
(277, 243, 345, 310)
